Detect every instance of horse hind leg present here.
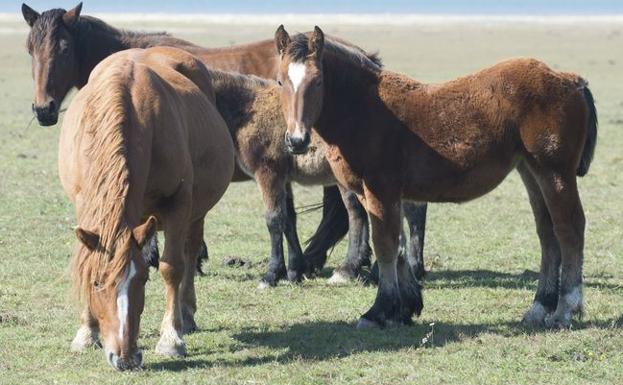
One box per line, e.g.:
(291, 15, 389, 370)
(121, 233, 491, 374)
(532, 167, 585, 328)
(403, 201, 428, 280)
(179, 218, 204, 334)
(518, 163, 562, 327)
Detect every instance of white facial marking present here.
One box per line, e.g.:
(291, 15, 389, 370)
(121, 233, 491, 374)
(117, 261, 136, 340)
(288, 62, 307, 93)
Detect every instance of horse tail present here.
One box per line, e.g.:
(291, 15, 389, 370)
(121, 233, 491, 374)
(577, 81, 598, 177)
(303, 185, 349, 271)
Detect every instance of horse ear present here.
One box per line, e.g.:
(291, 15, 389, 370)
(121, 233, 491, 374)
(76, 228, 99, 251)
(308, 26, 324, 59)
(63, 2, 83, 28)
(275, 24, 291, 55)
(21, 3, 40, 27)
(132, 216, 158, 249)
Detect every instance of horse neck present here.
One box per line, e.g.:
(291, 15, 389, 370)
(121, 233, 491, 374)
(75, 17, 198, 88)
(316, 53, 380, 140)
(211, 71, 276, 134)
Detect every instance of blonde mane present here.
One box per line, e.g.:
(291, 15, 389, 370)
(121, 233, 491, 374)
(71, 62, 135, 299)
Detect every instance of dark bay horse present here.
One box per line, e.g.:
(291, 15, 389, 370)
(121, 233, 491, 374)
(274, 26, 597, 329)
(60, 46, 234, 369)
(22, 2, 429, 285)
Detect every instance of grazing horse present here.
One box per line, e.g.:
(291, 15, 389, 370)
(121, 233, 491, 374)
(274, 26, 597, 329)
(21, 2, 429, 285)
(60, 46, 234, 369)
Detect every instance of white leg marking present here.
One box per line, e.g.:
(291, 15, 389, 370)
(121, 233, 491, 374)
(116, 261, 136, 340)
(288, 62, 306, 93)
(563, 286, 582, 311)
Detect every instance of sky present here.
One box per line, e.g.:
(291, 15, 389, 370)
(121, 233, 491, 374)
(7, 0, 623, 14)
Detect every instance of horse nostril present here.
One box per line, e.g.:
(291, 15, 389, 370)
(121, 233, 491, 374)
(31, 103, 35, 113)
(48, 100, 56, 112)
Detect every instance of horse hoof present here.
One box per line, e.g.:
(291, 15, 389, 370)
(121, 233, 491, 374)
(182, 319, 198, 335)
(155, 340, 187, 357)
(70, 327, 101, 353)
(287, 270, 303, 283)
(356, 317, 381, 329)
(257, 280, 272, 290)
(521, 302, 547, 328)
(327, 270, 351, 285)
(544, 313, 572, 330)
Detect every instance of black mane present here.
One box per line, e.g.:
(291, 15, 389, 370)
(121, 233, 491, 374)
(287, 33, 383, 71)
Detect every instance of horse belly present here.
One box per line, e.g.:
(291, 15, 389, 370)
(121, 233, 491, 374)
(404, 154, 519, 203)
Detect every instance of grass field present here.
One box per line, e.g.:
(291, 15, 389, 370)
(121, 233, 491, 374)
(0, 18, 622, 385)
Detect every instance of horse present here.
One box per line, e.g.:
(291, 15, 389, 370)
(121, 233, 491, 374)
(21, 2, 429, 285)
(274, 26, 597, 329)
(60, 46, 234, 370)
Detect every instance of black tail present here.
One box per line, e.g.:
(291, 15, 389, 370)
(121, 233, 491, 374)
(577, 84, 598, 176)
(303, 185, 349, 271)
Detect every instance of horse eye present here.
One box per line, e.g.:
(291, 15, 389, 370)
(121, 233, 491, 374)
(315, 79, 323, 87)
(277, 80, 282, 86)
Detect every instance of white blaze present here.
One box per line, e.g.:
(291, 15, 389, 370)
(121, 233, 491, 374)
(288, 62, 307, 93)
(117, 260, 136, 340)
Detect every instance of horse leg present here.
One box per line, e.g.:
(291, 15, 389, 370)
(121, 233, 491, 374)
(517, 163, 562, 327)
(70, 308, 100, 352)
(329, 185, 372, 284)
(534, 169, 585, 328)
(283, 183, 307, 282)
(155, 188, 191, 357)
(403, 201, 428, 279)
(357, 188, 411, 328)
(180, 218, 204, 334)
(256, 172, 287, 288)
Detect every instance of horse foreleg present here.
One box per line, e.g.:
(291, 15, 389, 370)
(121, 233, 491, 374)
(357, 187, 408, 328)
(256, 172, 288, 288)
(283, 183, 307, 282)
(70, 308, 101, 352)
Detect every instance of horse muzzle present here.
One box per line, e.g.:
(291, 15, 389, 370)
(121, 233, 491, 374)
(32, 99, 58, 126)
(107, 349, 143, 371)
(285, 131, 311, 155)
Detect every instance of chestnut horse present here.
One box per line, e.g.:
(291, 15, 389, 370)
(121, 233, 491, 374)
(60, 46, 234, 369)
(21, 2, 429, 285)
(274, 26, 597, 329)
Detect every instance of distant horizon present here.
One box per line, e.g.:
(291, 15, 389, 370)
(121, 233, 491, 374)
(5, 0, 623, 15)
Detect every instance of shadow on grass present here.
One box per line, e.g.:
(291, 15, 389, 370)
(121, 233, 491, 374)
(421, 269, 622, 291)
(144, 314, 623, 371)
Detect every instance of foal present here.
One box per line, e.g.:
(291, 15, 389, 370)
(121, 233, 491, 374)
(61, 47, 234, 369)
(275, 26, 597, 329)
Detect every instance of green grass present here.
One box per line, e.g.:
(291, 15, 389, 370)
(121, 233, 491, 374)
(1, 20, 622, 385)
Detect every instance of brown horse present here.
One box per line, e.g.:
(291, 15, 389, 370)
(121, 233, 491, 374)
(21, 2, 429, 285)
(274, 26, 597, 329)
(60, 46, 234, 369)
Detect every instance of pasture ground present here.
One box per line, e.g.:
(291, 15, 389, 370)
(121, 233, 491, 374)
(0, 19, 622, 385)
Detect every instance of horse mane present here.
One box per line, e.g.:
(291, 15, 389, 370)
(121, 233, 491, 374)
(27, 8, 189, 52)
(287, 33, 383, 73)
(71, 63, 135, 300)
